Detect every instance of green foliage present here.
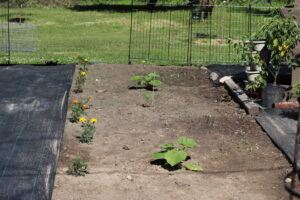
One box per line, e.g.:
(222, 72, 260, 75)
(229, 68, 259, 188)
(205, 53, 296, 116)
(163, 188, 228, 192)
(70, 103, 85, 123)
(131, 72, 162, 90)
(293, 80, 300, 97)
(220, 0, 293, 6)
(44, 58, 63, 65)
(260, 16, 300, 84)
(143, 91, 155, 107)
(245, 71, 267, 92)
(80, 119, 96, 143)
(75, 67, 88, 93)
(152, 136, 202, 171)
(77, 55, 90, 70)
(232, 40, 262, 68)
(183, 162, 203, 172)
(67, 156, 89, 176)
(177, 136, 197, 148)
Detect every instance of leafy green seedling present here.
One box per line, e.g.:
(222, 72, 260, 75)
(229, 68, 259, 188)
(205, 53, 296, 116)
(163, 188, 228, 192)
(143, 91, 155, 107)
(67, 156, 89, 176)
(152, 136, 202, 172)
(131, 72, 162, 90)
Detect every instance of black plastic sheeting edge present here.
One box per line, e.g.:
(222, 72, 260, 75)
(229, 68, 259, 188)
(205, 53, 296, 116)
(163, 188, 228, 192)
(0, 65, 75, 200)
(256, 109, 298, 166)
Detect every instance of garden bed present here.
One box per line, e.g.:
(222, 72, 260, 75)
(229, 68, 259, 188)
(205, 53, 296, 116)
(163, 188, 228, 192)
(53, 64, 290, 200)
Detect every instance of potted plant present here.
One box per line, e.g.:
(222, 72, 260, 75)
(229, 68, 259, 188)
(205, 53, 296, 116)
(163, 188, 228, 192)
(234, 40, 262, 82)
(259, 15, 300, 107)
(245, 70, 267, 99)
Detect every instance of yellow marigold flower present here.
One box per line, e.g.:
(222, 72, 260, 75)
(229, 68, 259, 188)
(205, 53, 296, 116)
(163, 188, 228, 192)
(72, 99, 79, 104)
(89, 118, 97, 124)
(79, 117, 87, 123)
(80, 71, 87, 77)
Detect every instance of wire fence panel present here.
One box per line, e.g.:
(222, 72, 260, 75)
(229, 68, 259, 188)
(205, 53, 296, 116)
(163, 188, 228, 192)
(129, 4, 277, 65)
(0, 1, 9, 63)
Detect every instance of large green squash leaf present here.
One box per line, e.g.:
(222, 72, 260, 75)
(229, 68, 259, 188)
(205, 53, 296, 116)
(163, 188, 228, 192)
(183, 162, 203, 172)
(149, 79, 161, 87)
(177, 136, 197, 148)
(153, 151, 166, 160)
(165, 150, 187, 167)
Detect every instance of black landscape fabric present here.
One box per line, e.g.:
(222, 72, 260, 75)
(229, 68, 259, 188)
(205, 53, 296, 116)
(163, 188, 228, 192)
(256, 109, 298, 165)
(0, 65, 75, 200)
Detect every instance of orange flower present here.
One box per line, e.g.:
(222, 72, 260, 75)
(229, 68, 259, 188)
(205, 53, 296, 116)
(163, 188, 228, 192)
(82, 104, 90, 110)
(72, 99, 79, 104)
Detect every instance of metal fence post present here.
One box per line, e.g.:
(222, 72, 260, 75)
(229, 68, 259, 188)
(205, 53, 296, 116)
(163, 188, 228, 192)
(128, 0, 134, 65)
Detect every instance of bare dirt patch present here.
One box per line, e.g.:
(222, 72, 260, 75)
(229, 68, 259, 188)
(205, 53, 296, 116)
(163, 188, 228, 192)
(53, 64, 290, 200)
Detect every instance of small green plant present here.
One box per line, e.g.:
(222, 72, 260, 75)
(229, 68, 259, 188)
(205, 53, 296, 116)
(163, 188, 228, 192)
(77, 55, 90, 72)
(75, 70, 87, 93)
(67, 155, 89, 176)
(152, 136, 202, 172)
(74, 56, 90, 93)
(70, 99, 86, 123)
(293, 80, 300, 96)
(143, 91, 155, 107)
(79, 117, 97, 144)
(131, 72, 162, 90)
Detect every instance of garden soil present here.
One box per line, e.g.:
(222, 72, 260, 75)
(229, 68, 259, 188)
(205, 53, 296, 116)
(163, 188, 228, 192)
(53, 64, 290, 200)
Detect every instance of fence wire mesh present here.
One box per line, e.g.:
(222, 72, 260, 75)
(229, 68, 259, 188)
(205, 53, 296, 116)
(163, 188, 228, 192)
(0, 1, 9, 63)
(0, 1, 285, 65)
(129, 4, 277, 65)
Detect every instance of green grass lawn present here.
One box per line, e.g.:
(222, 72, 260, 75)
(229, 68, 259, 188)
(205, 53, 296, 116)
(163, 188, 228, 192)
(0, 3, 282, 65)
(1, 7, 132, 64)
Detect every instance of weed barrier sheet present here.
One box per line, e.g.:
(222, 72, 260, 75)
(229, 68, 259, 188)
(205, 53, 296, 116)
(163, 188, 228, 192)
(0, 65, 74, 200)
(256, 109, 298, 166)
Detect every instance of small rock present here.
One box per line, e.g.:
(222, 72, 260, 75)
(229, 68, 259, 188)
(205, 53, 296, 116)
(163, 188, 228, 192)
(123, 145, 130, 150)
(126, 175, 133, 181)
(285, 178, 292, 183)
(96, 89, 107, 94)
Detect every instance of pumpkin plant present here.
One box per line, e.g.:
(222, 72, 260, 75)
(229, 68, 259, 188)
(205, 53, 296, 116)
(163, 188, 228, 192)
(131, 72, 162, 90)
(152, 136, 202, 172)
